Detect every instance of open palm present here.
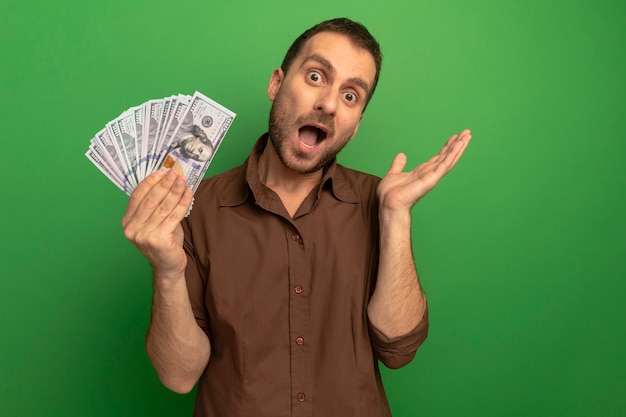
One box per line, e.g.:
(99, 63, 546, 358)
(377, 129, 472, 211)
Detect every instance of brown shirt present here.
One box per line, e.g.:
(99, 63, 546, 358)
(182, 135, 429, 417)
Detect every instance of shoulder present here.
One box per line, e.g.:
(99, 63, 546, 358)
(191, 162, 248, 211)
(196, 163, 246, 195)
(332, 164, 380, 203)
(336, 164, 380, 185)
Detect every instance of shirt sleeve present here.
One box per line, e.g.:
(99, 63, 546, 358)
(182, 216, 212, 340)
(368, 306, 429, 369)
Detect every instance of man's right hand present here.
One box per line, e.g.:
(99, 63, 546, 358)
(121, 169, 193, 279)
(123, 169, 210, 393)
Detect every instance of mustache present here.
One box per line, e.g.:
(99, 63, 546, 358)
(295, 113, 335, 137)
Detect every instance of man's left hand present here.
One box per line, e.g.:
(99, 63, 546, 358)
(377, 129, 472, 212)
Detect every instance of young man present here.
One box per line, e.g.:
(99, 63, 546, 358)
(123, 18, 471, 417)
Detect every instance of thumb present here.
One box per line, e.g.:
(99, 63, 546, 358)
(387, 153, 407, 175)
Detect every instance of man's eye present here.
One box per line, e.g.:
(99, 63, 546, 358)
(344, 92, 357, 102)
(308, 71, 322, 83)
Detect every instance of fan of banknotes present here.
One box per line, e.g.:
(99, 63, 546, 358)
(86, 91, 236, 196)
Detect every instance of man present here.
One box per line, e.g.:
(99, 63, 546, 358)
(122, 18, 471, 417)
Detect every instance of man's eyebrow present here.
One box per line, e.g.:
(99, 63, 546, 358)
(301, 53, 371, 94)
(301, 53, 334, 73)
(346, 76, 370, 95)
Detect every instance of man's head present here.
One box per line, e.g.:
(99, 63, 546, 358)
(179, 125, 214, 162)
(280, 18, 382, 112)
(265, 18, 381, 175)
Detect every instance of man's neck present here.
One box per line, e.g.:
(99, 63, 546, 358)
(258, 139, 323, 217)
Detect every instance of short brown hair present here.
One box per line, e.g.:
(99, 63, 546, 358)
(280, 18, 383, 111)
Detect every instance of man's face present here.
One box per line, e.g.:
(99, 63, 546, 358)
(181, 137, 213, 162)
(267, 32, 377, 174)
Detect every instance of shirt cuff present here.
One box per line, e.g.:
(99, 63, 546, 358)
(368, 306, 429, 369)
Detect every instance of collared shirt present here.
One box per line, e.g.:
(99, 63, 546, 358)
(182, 134, 429, 417)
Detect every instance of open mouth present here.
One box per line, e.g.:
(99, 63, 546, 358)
(298, 125, 328, 150)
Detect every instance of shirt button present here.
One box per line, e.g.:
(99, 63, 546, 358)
(297, 393, 306, 402)
(292, 233, 300, 241)
(296, 337, 304, 345)
(294, 285, 303, 294)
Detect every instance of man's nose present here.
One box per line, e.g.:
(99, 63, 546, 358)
(314, 87, 337, 116)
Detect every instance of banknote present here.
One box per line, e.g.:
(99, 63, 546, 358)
(141, 99, 163, 179)
(85, 146, 123, 189)
(156, 91, 235, 193)
(132, 106, 145, 180)
(109, 109, 139, 192)
(86, 91, 236, 198)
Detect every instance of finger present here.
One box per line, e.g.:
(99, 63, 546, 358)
(445, 130, 471, 166)
(440, 133, 459, 153)
(122, 170, 165, 227)
(434, 133, 460, 159)
(434, 131, 471, 174)
(448, 131, 472, 168)
(439, 129, 471, 156)
(124, 170, 183, 229)
(430, 129, 470, 165)
(166, 188, 194, 230)
(143, 173, 192, 234)
(387, 153, 407, 175)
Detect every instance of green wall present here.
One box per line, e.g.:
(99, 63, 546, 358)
(1, 0, 624, 416)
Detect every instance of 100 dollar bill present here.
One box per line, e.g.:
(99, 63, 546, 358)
(156, 91, 235, 193)
(86, 91, 236, 198)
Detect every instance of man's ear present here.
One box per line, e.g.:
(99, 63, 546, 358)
(267, 68, 284, 102)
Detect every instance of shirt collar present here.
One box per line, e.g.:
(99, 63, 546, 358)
(218, 133, 360, 207)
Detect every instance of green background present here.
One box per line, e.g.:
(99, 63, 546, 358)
(1, 0, 625, 416)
